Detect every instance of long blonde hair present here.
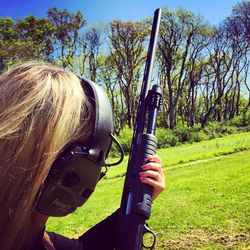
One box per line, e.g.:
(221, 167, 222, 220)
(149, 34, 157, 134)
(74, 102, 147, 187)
(0, 61, 92, 249)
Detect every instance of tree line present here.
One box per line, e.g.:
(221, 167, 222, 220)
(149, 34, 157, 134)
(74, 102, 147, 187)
(0, 1, 249, 134)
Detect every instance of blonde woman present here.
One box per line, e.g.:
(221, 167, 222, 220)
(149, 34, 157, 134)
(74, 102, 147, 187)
(0, 61, 165, 250)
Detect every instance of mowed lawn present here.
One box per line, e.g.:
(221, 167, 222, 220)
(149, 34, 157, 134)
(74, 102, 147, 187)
(47, 132, 250, 249)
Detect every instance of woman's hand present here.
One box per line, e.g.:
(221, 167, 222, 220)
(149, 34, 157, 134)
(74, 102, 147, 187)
(139, 155, 165, 201)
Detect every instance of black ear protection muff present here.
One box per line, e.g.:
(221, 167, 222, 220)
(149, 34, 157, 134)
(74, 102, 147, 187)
(36, 77, 124, 217)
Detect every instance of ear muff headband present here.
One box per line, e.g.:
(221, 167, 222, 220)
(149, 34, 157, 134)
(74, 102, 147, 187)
(82, 77, 114, 165)
(36, 78, 122, 217)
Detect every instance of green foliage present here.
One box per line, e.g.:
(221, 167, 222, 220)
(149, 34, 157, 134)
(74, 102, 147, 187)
(229, 115, 246, 127)
(188, 130, 207, 143)
(157, 120, 250, 148)
(157, 126, 209, 147)
(1, 5, 249, 130)
(110, 120, 250, 156)
(227, 110, 250, 127)
(173, 126, 194, 143)
(156, 128, 178, 148)
(117, 126, 133, 153)
(109, 19, 148, 128)
(203, 122, 238, 139)
(47, 7, 87, 68)
(0, 15, 55, 72)
(109, 126, 133, 157)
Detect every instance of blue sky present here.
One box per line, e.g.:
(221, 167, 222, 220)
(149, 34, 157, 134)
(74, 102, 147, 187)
(0, 0, 240, 26)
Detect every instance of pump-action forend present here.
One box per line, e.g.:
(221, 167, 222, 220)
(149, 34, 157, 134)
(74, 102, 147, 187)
(116, 8, 162, 250)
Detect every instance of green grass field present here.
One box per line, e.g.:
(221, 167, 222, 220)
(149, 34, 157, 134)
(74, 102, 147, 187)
(47, 132, 250, 249)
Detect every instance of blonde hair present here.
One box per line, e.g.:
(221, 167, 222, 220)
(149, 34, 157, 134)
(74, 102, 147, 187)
(0, 61, 92, 249)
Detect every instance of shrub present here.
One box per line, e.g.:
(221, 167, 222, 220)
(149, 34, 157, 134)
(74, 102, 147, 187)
(173, 126, 193, 143)
(203, 122, 221, 139)
(228, 115, 245, 127)
(109, 119, 248, 156)
(109, 126, 133, 157)
(243, 110, 250, 126)
(156, 128, 178, 148)
(115, 126, 133, 155)
(189, 130, 208, 142)
(228, 113, 250, 127)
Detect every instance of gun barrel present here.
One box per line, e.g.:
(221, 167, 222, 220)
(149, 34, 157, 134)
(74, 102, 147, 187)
(116, 8, 162, 250)
(136, 8, 162, 136)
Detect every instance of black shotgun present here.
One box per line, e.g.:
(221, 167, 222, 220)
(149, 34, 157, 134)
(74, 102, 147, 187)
(116, 8, 162, 250)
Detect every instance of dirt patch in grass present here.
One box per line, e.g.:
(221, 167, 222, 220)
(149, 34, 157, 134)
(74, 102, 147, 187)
(157, 229, 250, 249)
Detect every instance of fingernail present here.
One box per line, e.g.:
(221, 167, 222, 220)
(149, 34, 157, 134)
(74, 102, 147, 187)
(148, 156, 154, 162)
(140, 176, 145, 181)
(141, 165, 147, 170)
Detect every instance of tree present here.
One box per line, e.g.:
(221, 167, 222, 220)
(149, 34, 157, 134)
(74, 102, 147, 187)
(47, 8, 87, 69)
(16, 16, 55, 60)
(224, 0, 250, 116)
(108, 20, 148, 128)
(99, 54, 125, 134)
(0, 16, 54, 72)
(84, 27, 103, 82)
(0, 17, 16, 72)
(200, 1, 250, 126)
(158, 8, 212, 128)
